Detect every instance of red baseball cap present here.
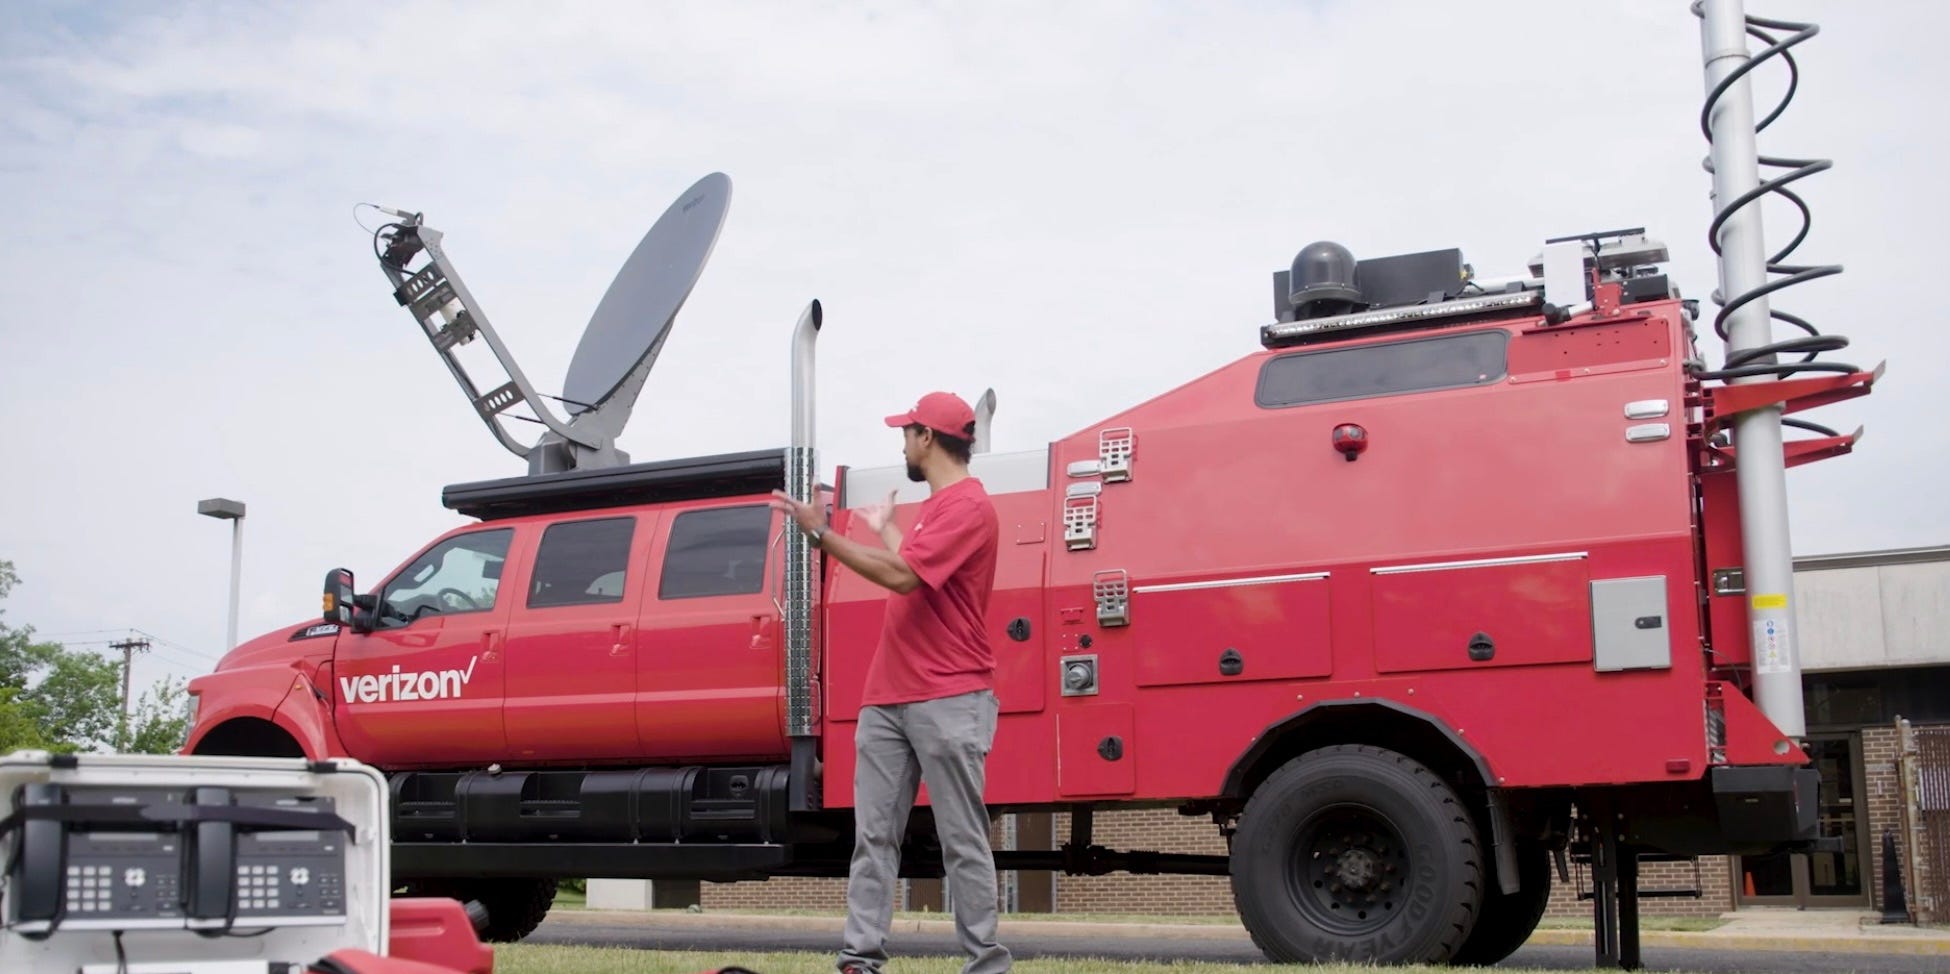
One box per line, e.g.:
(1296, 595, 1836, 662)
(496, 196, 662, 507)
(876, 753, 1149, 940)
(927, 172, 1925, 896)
(885, 391, 976, 439)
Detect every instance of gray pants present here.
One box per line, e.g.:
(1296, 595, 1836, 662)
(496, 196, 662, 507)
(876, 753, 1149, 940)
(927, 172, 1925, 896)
(839, 689, 1010, 974)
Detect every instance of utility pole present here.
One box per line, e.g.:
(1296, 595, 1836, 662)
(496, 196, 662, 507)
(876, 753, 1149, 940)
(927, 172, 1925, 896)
(109, 636, 150, 751)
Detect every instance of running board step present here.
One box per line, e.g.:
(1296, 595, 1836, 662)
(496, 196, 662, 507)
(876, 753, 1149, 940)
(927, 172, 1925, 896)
(394, 842, 790, 881)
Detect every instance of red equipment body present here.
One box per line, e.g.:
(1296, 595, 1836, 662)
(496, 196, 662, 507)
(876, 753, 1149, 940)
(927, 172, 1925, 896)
(830, 299, 1754, 802)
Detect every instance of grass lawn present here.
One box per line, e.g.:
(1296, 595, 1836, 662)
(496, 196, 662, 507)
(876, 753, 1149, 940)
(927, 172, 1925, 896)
(495, 946, 1616, 974)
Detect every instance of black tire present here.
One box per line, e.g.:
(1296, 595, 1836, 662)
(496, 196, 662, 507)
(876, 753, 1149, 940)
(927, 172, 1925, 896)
(1450, 841, 1552, 966)
(1229, 744, 1484, 965)
(406, 877, 557, 943)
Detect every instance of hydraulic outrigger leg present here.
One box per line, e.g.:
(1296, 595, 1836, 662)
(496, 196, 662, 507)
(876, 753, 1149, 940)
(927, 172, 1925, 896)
(1587, 800, 1643, 970)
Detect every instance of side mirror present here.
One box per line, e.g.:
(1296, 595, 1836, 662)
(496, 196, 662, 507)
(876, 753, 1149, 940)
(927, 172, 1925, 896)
(323, 569, 358, 627)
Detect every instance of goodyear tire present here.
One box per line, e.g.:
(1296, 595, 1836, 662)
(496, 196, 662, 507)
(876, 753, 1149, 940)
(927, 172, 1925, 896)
(1450, 841, 1552, 966)
(408, 877, 556, 943)
(1229, 745, 1484, 965)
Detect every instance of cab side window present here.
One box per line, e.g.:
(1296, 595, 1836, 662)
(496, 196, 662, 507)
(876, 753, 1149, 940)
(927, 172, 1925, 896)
(378, 529, 514, 629)
(528, 516, 636, 608)
(659, 505, 771, 600)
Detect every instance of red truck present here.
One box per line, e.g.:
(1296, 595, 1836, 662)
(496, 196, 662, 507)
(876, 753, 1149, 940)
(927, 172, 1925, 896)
(185, 8, 1872, 966)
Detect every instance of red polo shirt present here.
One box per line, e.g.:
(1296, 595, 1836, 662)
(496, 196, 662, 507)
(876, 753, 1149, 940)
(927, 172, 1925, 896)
(860, 477, 999, 707)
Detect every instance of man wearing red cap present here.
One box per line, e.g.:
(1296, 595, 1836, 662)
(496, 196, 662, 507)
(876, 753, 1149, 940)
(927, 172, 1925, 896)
(771, 390, 1010, 974)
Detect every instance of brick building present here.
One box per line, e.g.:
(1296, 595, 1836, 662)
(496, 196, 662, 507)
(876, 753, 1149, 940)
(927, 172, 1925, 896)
(595, 545, 1950, 923)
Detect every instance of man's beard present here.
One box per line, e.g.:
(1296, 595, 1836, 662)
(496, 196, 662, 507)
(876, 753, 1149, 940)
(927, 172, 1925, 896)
(906, 463, 924, 483)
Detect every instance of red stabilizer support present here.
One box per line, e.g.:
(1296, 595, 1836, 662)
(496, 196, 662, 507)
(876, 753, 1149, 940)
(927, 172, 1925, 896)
(1711, 681, 1809, 766)
(1696, 363, 1880, 472)
(1701, 362, 1882, 431)
(386, 897, 496, 974)
(1708, 426, 1866, 469)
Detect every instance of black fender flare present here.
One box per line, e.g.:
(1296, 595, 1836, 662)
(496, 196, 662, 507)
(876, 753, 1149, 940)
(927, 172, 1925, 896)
(1220, 697, 1521, 895)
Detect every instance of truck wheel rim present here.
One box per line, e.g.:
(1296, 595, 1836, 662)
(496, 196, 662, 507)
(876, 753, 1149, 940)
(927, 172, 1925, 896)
(1287, 804, 1412, 935)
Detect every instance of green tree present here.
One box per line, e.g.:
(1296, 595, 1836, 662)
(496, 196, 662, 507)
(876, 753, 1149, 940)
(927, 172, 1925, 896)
(0, 559, 125, 753)
(27, 642, 120, 751)
(125, 675, 192, 754)
(0, 560, 56, 751)
(0, 685, 50, 753)
(0, 560, 32, 689)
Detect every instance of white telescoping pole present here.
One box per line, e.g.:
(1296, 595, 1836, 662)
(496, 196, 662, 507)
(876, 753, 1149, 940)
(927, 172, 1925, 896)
(1700, 0, 1805, 738)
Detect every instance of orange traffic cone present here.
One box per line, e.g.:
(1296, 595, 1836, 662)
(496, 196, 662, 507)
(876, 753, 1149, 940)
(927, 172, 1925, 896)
(1743, 871, 1756, 897)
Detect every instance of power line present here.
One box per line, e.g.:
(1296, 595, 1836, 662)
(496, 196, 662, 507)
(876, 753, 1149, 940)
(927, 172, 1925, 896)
(23, 626, 220, 662)
(29, 635, 218, 692)
(140, 649, 212, 675)
(32, 628, 132, 641)
(129, 629, 220, 663)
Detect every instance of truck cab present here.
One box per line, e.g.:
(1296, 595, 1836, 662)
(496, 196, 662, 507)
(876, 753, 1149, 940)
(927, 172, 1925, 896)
(188, 448, 800, 762)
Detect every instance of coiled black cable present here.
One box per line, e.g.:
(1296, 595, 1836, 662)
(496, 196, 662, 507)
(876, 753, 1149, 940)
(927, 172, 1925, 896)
(1689, 5, 1857, 436)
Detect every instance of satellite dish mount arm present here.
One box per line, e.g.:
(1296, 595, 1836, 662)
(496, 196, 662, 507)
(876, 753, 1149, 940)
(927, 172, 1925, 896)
(373, 219, 609, 463)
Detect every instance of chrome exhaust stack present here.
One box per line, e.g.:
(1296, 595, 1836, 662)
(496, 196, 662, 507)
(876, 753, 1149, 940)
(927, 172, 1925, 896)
(785, 300, 822, 764)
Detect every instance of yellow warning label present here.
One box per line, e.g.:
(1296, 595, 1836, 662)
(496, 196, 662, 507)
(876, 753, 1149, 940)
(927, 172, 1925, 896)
(1751, 593, 1788, 610)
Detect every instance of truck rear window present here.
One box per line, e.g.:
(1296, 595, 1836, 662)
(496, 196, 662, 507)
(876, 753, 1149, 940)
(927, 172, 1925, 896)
(659, 505, 772, 600)
(528, 516, 636, 608)
(1256, 329, 1509, 408)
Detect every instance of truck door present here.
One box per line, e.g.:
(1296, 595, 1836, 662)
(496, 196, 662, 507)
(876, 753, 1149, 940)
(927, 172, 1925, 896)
(503, 513, 653, 762)
(332, 527, 517, 767)
(635, 500, 788, 762)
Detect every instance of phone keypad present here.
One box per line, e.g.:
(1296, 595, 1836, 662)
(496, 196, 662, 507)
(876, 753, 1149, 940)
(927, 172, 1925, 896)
(236, 863, 284, 912)
(64, 865, 115, 913)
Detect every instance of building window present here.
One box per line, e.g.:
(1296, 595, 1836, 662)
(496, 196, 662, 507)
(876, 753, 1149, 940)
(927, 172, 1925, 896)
(1256, 329, 1509, 409)
(1807, 679, 1885, 728)
(659, 505, 771, 600)
(528, 516, 636, 608)
(1803, 667, 1950, 728)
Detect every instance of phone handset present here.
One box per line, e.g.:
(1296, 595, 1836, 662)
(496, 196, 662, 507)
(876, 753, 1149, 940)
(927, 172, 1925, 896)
(10, 782, 65, 937)
(186, 786, 235, 929)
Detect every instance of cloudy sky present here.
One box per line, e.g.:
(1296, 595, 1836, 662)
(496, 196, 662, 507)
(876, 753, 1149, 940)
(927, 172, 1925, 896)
(2, 1, 1944, 695)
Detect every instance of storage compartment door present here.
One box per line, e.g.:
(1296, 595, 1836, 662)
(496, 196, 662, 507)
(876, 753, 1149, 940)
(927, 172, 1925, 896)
(1057, 704, 1135, 797)
(1372, 553, 1593, 673)
(1132, 573, 1333, 687)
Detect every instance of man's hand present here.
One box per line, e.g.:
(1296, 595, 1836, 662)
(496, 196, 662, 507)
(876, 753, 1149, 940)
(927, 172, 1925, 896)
(860, 489, 903, 551)
(773, 489, 920, 594)
(861, 490, 898, 533)
(769, 490, 827, 536)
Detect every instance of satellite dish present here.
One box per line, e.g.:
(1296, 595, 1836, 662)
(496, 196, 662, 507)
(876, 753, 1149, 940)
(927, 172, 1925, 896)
(562, 172, 732, 415)
(368, 172, 734, 475)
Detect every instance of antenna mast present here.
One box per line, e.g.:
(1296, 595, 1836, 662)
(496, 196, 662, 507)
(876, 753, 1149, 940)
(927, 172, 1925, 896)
(1696, 2, 1853, 738)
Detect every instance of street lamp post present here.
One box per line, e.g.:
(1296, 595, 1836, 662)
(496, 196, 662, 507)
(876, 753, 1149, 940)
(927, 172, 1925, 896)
(197, 498, 246, 651)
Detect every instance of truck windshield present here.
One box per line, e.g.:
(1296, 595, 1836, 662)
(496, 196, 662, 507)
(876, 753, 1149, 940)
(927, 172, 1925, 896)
(377, 528, 514, 628)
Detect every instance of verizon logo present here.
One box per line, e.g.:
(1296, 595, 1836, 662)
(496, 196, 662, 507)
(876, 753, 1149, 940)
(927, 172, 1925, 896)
(339, 658, 478, 704)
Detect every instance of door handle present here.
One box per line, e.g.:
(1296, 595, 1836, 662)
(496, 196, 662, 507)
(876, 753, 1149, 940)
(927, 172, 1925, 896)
(611, 623, 632, 657)
(481, 630, 500, 662)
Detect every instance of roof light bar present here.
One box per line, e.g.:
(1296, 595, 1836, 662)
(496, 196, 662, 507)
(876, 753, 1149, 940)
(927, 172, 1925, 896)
(1259, 290, 1542, 349)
